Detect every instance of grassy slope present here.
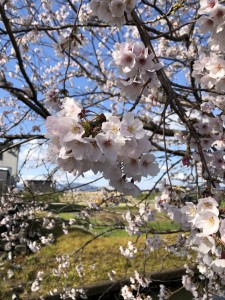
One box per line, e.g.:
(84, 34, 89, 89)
(0, 192, 189, 299)
(0, 228, 189, 300)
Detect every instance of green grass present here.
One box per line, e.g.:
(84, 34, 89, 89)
(0, 194, 186, 300)
(56, 212, 77, 220)
(220, 200, 225, 208)
(148, 219, 181, 232)
(135, 191, 158, 201)
(0, 228, 189, 300)
(56, 207, 181, 234)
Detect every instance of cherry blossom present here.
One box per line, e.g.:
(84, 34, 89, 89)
(119, 241, 137, 258)
(45, 97, 159, 196)
(198, 0, 218, 15)
(3, 0, 225, 299)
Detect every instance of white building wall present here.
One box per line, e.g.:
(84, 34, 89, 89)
(0, 145, 20, 185)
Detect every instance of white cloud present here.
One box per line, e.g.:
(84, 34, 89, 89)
(18, 140, 48, 166)
(53, 169, 108, 188)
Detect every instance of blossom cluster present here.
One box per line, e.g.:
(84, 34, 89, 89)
(181, 197, 222, 247)
(175, 109, 225, 184)
(53, 255, 70, 277)
(119, 241, 137, 258)
(188, 0, 225, 204)
(197, 0, 225, 51)
(152, 1, 225, 297)
(60, 288, 87, 300)
(31, 271, 44, 292)
(112, 40, 162, 99)
(155, 185, 223, 237)
(45, 97, 159, 196)
(192, 52, 225, 92)
(89, 0, 136, 27)
(145, 235, 162, 252)
(121, 270, 151, 300)
(154, 183, 187, 227)
(124, 203, 156, 235)
(155, 184, 225, 295)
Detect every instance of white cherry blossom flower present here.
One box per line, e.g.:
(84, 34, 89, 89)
(213, 95, 225, 109)
(206, 55, 225, 79)
(193, 234, 216, 254)
(200, 101, 215, 113)
(212, 133, 225, 149)
(117, 78, 142, 99)
(139, 154, 159, 177)
(181, 202, 198, 224)
(89, 0, 101, 13)
(198, 0, 218, 15)
(95, 132, 120, 161)
(62, 118, 85, 142)
(123, 182, 141, 198)
(57, 156, 81, 173)
(121, 285, 134, 299)
(101, 164, 122, 180)
(109, 15, 126, 27)
(102, 115, 121, 135)
(211, 259, 225, 273)
(215, 76, 225, 92)
(113, 48, 136, 72)
(123, 157, 141, 177)
(210, 5, 225, 25)
(132, 41, 145, 56)
(134, 53, 155, 73)
(145, 235, 161, 251)
(200, 137, 214, 150)
(139, 204, 156, 222)
(60, 97, 82, 119)
(195, 211, 220, 236)
(194, 117, 211, 135)
(197, 16, 215, 34)
(31, 280, 40, 292)
(65, 138, 92, 161)
(197, 197, 219, 215)
(123, 137, 151, 159)
(85, 138, 102, 161)
(120, 112, 145, 139)
(212, 150, 225, 170)
(45, 116, 70, 138)
(133, 270, 151, 288)
(200, 73, 216, 88)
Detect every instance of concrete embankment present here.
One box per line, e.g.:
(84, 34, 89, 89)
(32, 267, 194, 300)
